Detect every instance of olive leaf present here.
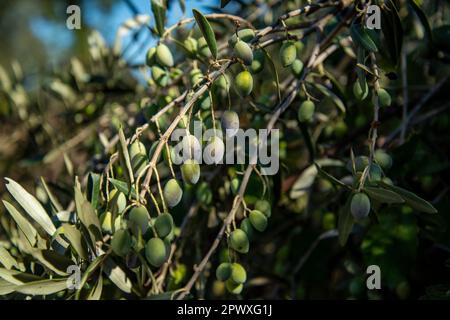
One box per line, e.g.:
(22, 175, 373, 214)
(378, 181, 437, 213)
(40, 177, 63, 213)
(313, 83, 346, 113)
(0, 247, 17, 270)
(350, 21, 378, 52)
(338, 193, 354, 246)
(363, 186, 404, 204)
(381, 0, 403, 66)
(75, 254, 107, 299)
(87, 274, 103, 300)
(15, 278, 69, 296)
(108, 178, 137, 199)
(87, 172, 101, 209)
(261, 47, 281, 103)
(407, 0, 432, 44)
(74, 178, 102, 249)
(4, 178, 56, 237)
(193, 9, 217, 59)
(2, 200, 38, 246)
(29, 249, 73, 276)
(0, 268, 42, 285)
(103, 257, 132, 293)
(0, 279, 16, 295)
(118, 127, 135, 191)
(315, 163, 351, 189)
(61, 223, 89, 260)
(151, 0, 166, 36)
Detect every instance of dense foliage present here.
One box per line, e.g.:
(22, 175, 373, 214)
(0, 0, 449, 300)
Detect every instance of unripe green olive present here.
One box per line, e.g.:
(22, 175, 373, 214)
(128, 206, 150, 235)
(151, 65, 169, 87)
(350, 192, 371, 219)
(216, 262, 232, 281)
(181, 159, 201, 184)
(100, 211, 113, 234)
(346, 155, 369, 173)
(249, 210, 268, 232)
(291, 59, 304, 78)
(145, 237, 167, 267)
(111, 229, 132, 257)
(146, 47, 156, 67)
(229, 28, 255, 46)
(234, 40, 253, 66)
(216, 74, 230, 92)
(368, 163, 383, 182)
(154, 213, 174, 238)
(353, 80, 369, 101)
(129, 141, 146, 160)
(196, 181, 213, 205)
(298, 100, 315, 122)
(230, 263, 247, 284)
(197, 93, 211, 110)
(198, 37, 211, 58)
(184, 37, 198, 57)
(240, 218, 254, 240)
(374, 149, 392, 169)
(250, 49, 265, 74)
(163, 178, 183, 208)
(156, 43, 174, 67)
(295, 41, 305, 54)
(225, 279, 243, 294)
(221, 110, 240, 138)
(334, 120, 348, 138)
(109, 189, 127, 213)
(190, 68, 203, 86)
(228, 229, 249, 254)
(203, 136, 225, 165)
(280, 41, 297, 67)
(234, 71, 253, 97)
(255, 199, 271, 218)
(377, 88, 392, 107)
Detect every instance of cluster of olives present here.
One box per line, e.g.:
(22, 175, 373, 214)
(216, 199, 272, 294)
(353, 79, 392, 108)
(345, 149, 393, 220)
(146, 43, 175, 87)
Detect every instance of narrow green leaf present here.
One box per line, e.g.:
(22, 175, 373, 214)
(350, 22, 378, 52)
(87, 172, 101, 209)
(0, 268, 42, 285)
(193, 9, 217, 59)
(62, 224, 89, 260)
(15, 278, 68, 296)
(378, 181, 437, 213)
(179, 0, 185, 13)
(30, 249, 73, 276)
(0, 247, 17, 270)
(407, 0, 432, 44)
(338, 194, 354, 246)
(108, 178, 137, 199)
(87, 275, 103, 300)
(4, 178, 56, 236)
(0, 279, 17, 295)
(40, 177, 63, 213)
(261, 48, 281, 103)
(381, 0, 403, 66)
(103, 257, 132, 293)
(118, 127, 135, 191)
(75, 254, 107, 299)
(364, 186, 405, 204)
(313, 83, 346, 113)
(2, 200, 37, 246)
(315, 163, 350, 189)
(151, 0, 166, 36)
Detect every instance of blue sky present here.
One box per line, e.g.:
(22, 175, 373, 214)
(30, 0, 220, 66)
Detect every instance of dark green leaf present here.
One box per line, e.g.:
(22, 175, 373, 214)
(315, 163, 350, 189)
(407, 0, 432, 44)
(151, 0, 166, 36)
(338, 194, 354, 246)
(87, 172, 101, 209)
(381, 0, 403, 66)
(193, 9, 217, 59)
(108, 178, 137, 199)
(378, 181, 437, 213)
(363, 186, 405, 204)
